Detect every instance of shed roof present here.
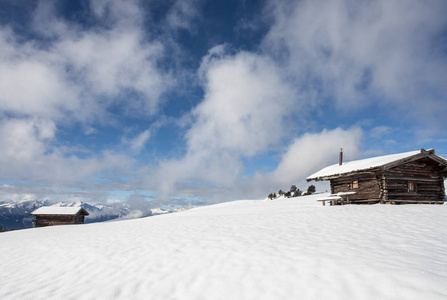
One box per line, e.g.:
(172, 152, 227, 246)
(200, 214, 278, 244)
(307, 149, 447, 181)
(31, 206, 89, 216)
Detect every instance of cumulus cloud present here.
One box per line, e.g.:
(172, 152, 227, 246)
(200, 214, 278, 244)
(0, 0, 172, 125)
(55, 29, 168, 116)
(0, 118, 55, 162)
(192, 47, 297, 156)
(222, 127, 363, 199)
(264, 0, 447, 129)
(0, 0, 172, 198)
(151, 46, 298, 198)
(0, 117, 134, 184)
(269, 127, 363, 185)
(0, 30, 81, 121)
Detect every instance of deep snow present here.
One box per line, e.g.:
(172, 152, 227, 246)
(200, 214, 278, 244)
(1, 194, 446, 299)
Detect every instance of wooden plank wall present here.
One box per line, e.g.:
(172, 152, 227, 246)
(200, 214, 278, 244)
(331, 173, 381, 201)
(75, 214, 85, 224)
(35, 215, 77, 227)
(384, 159, 445, 203)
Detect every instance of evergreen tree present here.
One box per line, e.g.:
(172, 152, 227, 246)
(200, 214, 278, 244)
(290, 185, 297, 193)
(293, 189, 302, 197)
(306, 185, 316, 195)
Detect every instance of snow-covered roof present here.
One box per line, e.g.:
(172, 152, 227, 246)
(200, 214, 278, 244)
(31, 206, 89, 216)
(307, 149, 447, 181)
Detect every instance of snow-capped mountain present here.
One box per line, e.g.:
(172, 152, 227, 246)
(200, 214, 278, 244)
(0, 199, 46, 230)
(0, 199, 185, 231)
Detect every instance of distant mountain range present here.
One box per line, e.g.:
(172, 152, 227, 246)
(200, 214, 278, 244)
(0, 199, 185, 231)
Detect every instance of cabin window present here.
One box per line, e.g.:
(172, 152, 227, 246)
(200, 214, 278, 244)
(351, 180, 359, 189)
(408, 182, 417, 192)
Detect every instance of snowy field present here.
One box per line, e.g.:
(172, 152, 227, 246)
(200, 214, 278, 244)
(1, 194, 446, 300)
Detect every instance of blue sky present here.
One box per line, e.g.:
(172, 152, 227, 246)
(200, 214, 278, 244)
(0, 0, 447, 207)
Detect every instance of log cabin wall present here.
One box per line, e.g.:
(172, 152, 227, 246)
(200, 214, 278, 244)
(384, 159, 445, 203)
(330, 173, 381, 201)
(75, 214, 85, 224)
(34, 213, 87, 227)
(35, 215, 76, 227)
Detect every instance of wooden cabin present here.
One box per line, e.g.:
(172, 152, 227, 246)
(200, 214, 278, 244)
(31, 207, 89, 227)
(307, 149, 447, 204)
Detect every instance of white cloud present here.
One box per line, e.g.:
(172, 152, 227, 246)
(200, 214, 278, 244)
(151, 47, 298, 198)
(233, 127, 363, 199)
(0, 118, 54, 162)
(129, 129, 151, 153)
(190, 47, 297, 156)
(145, 45, 367, 202)
(0, 0, 174, 195)
(270, 127, 363, 185)
(0, 117, 134, 184)
(0, 30, 81, 121)
(55, 28, 168, 114)
(264, 0, 447, 127)
(0, 0, 172, 125)
(0, 0, 191, 204)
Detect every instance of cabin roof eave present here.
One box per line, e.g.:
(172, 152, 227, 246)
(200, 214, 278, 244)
(307, 168, 382, 182)
(306, 148, 447, 182)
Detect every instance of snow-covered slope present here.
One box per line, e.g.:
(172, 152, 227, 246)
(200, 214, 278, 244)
(1, 194, 446, 299)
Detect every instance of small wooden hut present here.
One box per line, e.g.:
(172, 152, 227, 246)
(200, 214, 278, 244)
(307, 149, 447, 204)
(31, 207, 89, 227)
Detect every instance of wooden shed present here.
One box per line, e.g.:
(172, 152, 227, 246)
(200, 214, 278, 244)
(307, 149, 447, 204)
(31, 207, 89, 227)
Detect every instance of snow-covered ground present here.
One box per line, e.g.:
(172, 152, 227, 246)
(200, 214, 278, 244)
(1, 194, 446, 299)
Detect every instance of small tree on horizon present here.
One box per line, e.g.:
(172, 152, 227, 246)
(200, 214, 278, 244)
(293, 189, 302, 197)
(305, 185, 316, 195)
(290, 185, 297, 193)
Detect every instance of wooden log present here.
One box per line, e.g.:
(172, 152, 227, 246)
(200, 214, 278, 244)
(384, 199, 444, 204)
(386, 176, 440, 182)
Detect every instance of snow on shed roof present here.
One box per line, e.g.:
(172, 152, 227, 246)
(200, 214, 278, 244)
(306, 149, 443, 181)
(31, 206, 89, 216)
